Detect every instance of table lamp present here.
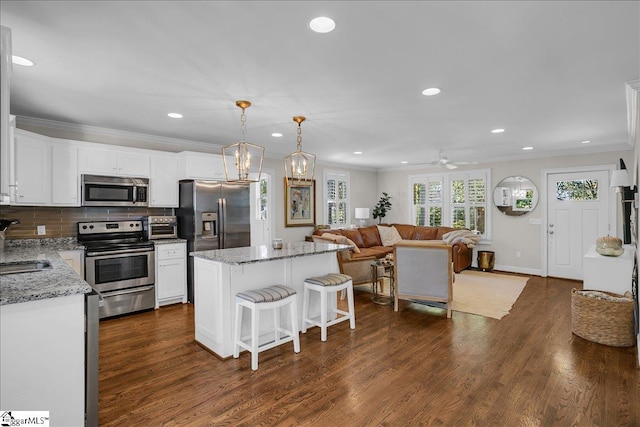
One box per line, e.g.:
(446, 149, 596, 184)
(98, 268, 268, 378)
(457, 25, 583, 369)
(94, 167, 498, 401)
(355, 208, 370, 227)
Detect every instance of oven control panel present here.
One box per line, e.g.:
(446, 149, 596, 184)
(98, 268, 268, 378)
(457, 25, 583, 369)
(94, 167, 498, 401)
(78, 220, 144, 235)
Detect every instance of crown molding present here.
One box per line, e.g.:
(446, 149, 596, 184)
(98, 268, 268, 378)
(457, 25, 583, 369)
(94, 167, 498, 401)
(16, 115, 222, 153)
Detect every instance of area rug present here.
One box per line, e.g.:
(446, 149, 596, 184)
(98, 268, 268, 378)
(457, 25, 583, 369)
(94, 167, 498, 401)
(450, 270, 529, 319)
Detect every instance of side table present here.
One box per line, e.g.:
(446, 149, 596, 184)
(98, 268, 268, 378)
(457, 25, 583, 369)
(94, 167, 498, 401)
(370, 260, 395, 305)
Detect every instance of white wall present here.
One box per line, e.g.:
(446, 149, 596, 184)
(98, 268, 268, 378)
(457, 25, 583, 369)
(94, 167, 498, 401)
(377, 150, 633, 275)
(264, 156, 379, 243)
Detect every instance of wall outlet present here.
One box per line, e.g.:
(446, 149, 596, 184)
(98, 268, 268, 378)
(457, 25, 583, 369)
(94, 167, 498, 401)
(37, 225, 46, 235)
(516, 251, 521, 258)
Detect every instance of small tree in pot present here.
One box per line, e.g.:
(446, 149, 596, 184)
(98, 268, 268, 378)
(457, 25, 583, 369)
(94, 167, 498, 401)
(372, 192, 392, 224)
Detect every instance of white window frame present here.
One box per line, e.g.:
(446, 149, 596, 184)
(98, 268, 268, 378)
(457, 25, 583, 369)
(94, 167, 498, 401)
(324, 169, 350, 227)
(408, 169, 491, 242)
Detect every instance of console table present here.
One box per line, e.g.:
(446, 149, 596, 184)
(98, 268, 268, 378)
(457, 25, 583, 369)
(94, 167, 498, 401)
(583, 245, 635, 295)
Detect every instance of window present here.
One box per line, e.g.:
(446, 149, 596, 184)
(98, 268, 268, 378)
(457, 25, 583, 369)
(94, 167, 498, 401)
(556, 179, 599, 201)
(256, 176, 268, 220)
(325, 170, 350, 227)
(412, 178, 443, 226)
(410, 170, 490, 239)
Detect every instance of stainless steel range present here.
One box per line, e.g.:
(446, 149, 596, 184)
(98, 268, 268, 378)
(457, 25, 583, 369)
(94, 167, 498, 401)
(78, 220, 155, 319)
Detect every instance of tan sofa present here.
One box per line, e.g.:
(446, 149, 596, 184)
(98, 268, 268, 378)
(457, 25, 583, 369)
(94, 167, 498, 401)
(312, 225, 474, 285)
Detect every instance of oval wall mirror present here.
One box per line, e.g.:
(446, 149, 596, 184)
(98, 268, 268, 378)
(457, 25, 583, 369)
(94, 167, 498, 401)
(493, 176, 538, 216)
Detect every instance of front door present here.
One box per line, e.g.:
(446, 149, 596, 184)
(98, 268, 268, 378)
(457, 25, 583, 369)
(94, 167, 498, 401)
(546, 170, 611, 280)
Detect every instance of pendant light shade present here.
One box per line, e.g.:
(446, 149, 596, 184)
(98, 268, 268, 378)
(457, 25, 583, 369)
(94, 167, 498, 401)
(222, 100, 264, 183)
(283, 116, 316, 186)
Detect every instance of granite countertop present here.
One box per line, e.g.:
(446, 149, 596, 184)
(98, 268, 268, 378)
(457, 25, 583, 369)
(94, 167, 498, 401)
(1, 238, 92, 306)
(191, 241, 351, 265)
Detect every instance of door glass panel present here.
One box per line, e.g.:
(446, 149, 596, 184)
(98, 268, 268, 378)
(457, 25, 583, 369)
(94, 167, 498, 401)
(556, 180, 599, 201)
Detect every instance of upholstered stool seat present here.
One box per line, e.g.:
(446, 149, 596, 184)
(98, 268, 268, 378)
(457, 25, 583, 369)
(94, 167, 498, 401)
(302, 273, 355, 341)
(233, 285, 300, 370)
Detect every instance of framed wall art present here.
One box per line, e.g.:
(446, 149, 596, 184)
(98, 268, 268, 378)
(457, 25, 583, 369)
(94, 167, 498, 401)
(285, 179, 315, 227)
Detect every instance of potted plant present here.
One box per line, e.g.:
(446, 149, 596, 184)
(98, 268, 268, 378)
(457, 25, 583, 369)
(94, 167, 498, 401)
(372, 192, 392, 224)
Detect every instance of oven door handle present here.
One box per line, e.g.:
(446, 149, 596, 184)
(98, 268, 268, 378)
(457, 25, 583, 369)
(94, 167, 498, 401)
(86, 248, 154, 257)
(100, 285, 155, 298)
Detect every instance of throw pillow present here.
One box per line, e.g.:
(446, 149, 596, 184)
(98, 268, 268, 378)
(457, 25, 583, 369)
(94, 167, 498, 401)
(320, 232, 361, 253)
(376, 225, 403, 246)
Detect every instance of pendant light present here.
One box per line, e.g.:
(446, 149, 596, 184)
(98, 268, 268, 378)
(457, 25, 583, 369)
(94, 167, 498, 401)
(221, 100, 264, 183)
(283, 116, 316, 186)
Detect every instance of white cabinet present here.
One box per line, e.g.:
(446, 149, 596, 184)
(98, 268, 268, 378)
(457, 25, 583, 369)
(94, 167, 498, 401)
(78, 145, 150, 177)
(0, 294, 85, 427)
(0, 27, 12, 203)
(150, 154, 179, 207)
(179, 151, 226, 180)
(583, 245, 635, 295)
(51, 141, 79, 206)
(13, 130, 51, 205)
(155, 242, 187, 308)
(58, 250, 85, 278)
(10, 130, 79, 206)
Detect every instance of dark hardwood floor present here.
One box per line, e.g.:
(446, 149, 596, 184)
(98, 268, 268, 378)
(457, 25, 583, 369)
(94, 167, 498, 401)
(98, 276, 639, 426)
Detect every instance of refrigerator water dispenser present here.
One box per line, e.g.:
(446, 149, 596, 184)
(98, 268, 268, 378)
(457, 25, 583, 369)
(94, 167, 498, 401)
(202, 212, 217, 238)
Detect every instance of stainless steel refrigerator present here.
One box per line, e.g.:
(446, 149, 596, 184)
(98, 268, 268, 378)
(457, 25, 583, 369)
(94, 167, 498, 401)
(177, 180, 251, 302)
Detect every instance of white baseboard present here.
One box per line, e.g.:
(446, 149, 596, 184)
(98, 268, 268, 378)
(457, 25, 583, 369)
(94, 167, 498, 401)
(491, 264, 542, 276)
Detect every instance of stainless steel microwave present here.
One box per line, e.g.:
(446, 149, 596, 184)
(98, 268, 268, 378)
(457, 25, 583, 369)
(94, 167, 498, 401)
(81, 174, 149, 207)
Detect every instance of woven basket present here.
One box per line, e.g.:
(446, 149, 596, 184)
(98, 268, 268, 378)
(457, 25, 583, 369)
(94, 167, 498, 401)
(571, 288, 635, 347)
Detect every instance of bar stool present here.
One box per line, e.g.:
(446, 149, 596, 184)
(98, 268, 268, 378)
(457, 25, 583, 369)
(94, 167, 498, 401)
(233, 285, 300, 370)
(302, 273, 355, 341)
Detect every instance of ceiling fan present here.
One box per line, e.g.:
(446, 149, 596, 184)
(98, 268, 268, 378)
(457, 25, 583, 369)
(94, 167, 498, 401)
(413, 149, 461, 169)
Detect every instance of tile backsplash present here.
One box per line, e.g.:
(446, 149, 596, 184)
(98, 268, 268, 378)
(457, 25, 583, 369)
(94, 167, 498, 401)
(0, 206, 172, 239)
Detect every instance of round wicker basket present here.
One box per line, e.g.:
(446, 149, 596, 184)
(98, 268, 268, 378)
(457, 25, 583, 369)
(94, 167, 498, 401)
(571, 288, 635, 347)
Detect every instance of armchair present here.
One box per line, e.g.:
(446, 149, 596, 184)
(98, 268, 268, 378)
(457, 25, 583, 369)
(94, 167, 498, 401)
(393, 242, 454, 318)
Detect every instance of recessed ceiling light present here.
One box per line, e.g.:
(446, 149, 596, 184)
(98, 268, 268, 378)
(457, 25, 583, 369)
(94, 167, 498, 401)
(272, 132, 283, 138)
(401, 161, 409, 164)
(581, 140, 590, 144)
(12, 55, 34, 67)
(353, 151, 363, 155)
(522, 146, 534, 150)
(309, 17, 336, 33)
(167, 113, 183, 119)
(491, 128, 505, 134)
(422, 88, 441, 96)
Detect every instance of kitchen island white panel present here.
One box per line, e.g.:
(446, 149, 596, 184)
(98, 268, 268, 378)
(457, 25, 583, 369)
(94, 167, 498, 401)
(193, 242, 348, 358)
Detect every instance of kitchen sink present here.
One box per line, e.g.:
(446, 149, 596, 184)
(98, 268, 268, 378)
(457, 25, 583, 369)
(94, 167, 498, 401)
(0, 260, 53, 275)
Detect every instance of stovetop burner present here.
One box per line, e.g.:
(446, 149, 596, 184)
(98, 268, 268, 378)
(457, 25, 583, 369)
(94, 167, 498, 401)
(78, 220, 152, 252)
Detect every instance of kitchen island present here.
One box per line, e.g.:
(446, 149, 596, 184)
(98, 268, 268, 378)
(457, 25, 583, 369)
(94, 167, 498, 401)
(191, 241, 350, 359)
